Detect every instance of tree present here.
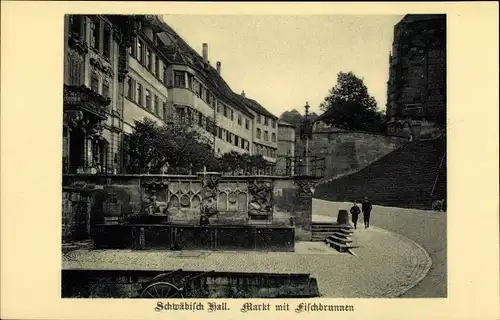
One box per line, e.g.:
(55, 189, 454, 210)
(279, 109, 303, 128)
(218, 151, 273, 175)
(127, 118, 219, 174)
(320, 71, 383, 132)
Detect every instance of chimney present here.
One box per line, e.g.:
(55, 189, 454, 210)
(216, 61, 221, 74)
(241, 90, 246, 97)
(202, 43, 208, 64)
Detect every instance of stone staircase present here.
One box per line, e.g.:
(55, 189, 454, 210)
(311, 222, 340, 242)
(314, 135, 446, 210)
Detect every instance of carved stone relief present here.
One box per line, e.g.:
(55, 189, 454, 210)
(68, 32, 89, 55)
(167, 180, 203, 211)
(248, 180, 273, 216)
(218, 181, 248, 212)
(199, 174, 220, 216)
(90, 56, 114, 78)
(141, 178, 169, 216)
(295, 179, 317, 197)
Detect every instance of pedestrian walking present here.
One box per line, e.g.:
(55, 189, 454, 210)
(362, 197, 373, 228)
(350, 202, 361, 229)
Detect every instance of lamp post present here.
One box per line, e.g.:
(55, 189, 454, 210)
(299, 102, 312, 176)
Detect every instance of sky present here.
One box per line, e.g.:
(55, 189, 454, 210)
(163, 15, 405, 117)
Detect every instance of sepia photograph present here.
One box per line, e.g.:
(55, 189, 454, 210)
(60, 13, 448, 299)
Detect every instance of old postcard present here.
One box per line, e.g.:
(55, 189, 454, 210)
(1, 2, 499, 320)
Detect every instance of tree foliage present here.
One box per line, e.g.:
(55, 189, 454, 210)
(279, 109, 319, 158)
(127, 118, 219, 174)
(218, 151, 272, 175)
(320, 71, 384, 132)
(126, 118, 274, 175)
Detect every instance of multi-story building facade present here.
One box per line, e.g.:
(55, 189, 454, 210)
(386, 14, 446, 140)
(139, 15, 279, 161)
(63, 15, 279, 174)
(275, 120, 296, 174)
(63, 14, 139, 174)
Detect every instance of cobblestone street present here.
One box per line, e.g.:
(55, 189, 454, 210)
(63, 207, 432, 298)
(313, 199, 446, 297)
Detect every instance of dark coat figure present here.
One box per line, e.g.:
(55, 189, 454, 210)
(350, 203, 361, 229)
(362, 198, 373, 228)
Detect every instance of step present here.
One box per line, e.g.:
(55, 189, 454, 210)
(311, 225, 352, 231)
(311, 231, 353, 237)
(327, 235, 353, 243)
(326, 240, 349, 248)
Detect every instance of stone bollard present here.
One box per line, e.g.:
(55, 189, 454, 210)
(337, 209, 349, 226)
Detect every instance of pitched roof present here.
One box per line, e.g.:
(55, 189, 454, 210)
(313, 111, 330, 123)
(399, 14, 446, 24)
(236, 95, 278, 119)
(278, 120, 295, 128)
(148, 16, 277, 119)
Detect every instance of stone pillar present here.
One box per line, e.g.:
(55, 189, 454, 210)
(337, 209, 349, 226)
(294, 175, 320, 231)
(197, 172, 221, 222)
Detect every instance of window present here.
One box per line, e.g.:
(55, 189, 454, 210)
(145, 90, 151, 110)
(90, 73, 99, 92)
(264, 130, 269, 141)
(198, 112, 204, 127)
(230, 109, 234, 121)
(146, 48, 152, 70)
(174, 71, 185, 88)
(188, 75, 193, 91)
(234, 135, 239, 147)
(211, 95, 216, 108)
(155, 56, 160, 76)
(240, 139, 245, 149)
(136, 83, 143, 105)
(176, 106, 185, 121)
(206, 118, 214, 134)
(256, 128, 261, 139)
(257, 115, 261, 124)
(223, 105, 229, 118)
(154, 95, 159, 114)
(272, 133, 276, 143)
(197, 84, 202, 97)
(218, 127, 222, 139)
(264, 117, 269, 126)
(130, 38, 136, 57)
(137, 41, 143, 63)
(163, 102, 168, 120)
(68, 53, 84, 85)
(217, 103, 221, 113)
(102, 80, 110, 99)
(237, 114, 242, 126)
(126, 77, 133, 100)
(272, 120, 276, 128)
(69, 15, 83, 37)
(103, 24, 111, 59)
(245, 119, 250, 130)
(90, 18, 100, 51)
(163, 66, 168, 85)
